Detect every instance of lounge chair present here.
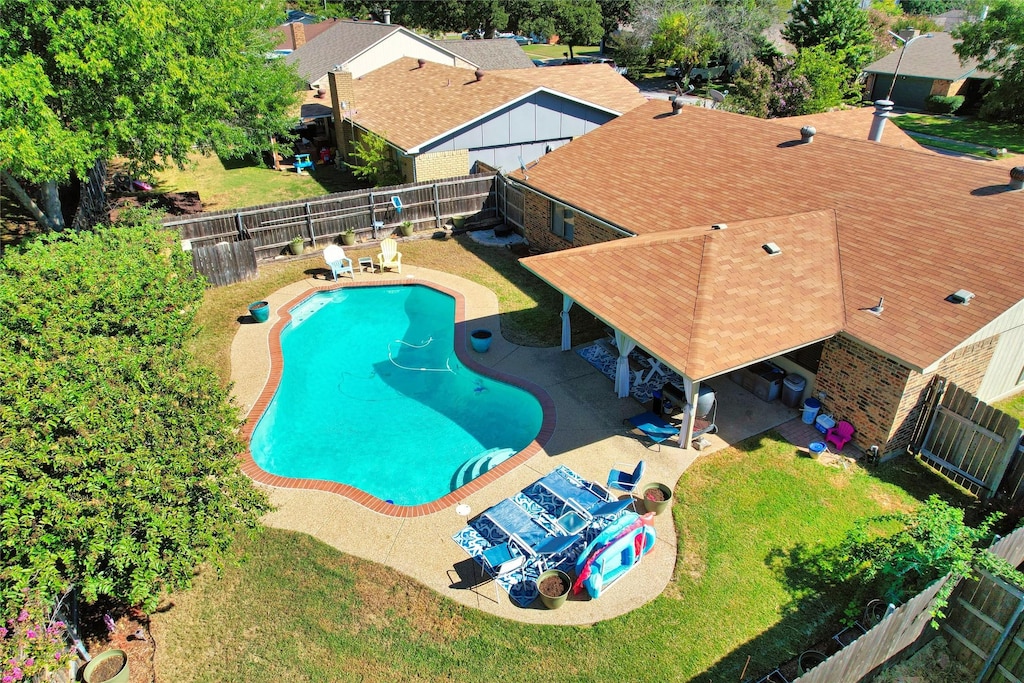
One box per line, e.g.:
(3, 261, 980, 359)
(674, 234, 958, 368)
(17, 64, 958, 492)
(479, 499, 550, 548)
(377, 237, 402, 273)
(625, 411, 679, 450)
(323, 244, 354, 281)
(607, 460, 645, 496)
(533, 470, 609, 512)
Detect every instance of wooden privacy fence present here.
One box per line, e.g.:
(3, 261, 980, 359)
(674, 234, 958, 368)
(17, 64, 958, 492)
(494, 172, 525, 233)
(789, 525, 1024, 683)
(912, 378, 1024, 500)
(163, 174, 498, 285)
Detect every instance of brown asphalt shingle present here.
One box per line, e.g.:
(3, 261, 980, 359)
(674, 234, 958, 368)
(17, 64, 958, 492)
(514, 100, 1024, 374)
(782, 108, 929, 152)
(523, 211, 844, 379)
(432, 38, 537, 70)
(493, 64, 648, 115)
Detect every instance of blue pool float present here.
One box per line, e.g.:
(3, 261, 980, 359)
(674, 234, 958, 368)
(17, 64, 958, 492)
(573, 511, 656, 599)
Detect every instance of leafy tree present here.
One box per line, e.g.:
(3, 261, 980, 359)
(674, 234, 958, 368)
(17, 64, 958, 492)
(347, 131, 404, 186)
(0, 0, 300, 232)
(810, 496, 1024, 623)
(552, 0, 604, 58)
(793, 45, 861, 113)
(899, 0, 956, 13)
(651, 10, 718, 76)
(705, 0, 782, 65)
(955, 0, 1024, 123)
(0, 213, 270, 612)
(784, 0, 877, 69)
(608, 30, 650, 76)
(726, 56, 812, 118)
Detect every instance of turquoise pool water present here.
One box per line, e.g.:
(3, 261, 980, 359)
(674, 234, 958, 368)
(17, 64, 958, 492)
(249, 285, 544, 506)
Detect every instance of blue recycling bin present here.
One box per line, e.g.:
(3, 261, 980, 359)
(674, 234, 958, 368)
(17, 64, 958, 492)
(802, 397, 821, 425)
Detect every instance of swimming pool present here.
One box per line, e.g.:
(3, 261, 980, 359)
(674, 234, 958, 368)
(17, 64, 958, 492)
(248, 285, 544, 506)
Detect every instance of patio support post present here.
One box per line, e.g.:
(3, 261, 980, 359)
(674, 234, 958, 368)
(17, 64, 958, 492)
(613, 330, 637, 398)
(560, 295, 574, 351)
(677, 376, 697, 450)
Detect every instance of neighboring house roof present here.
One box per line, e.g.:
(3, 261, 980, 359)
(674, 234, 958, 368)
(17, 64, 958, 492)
(432, 38, 537, 70)
(274, 18, 340, 51)
(523, 211, 846, 380)
(783, 108, 929, 152)
(492, 64, 648, 117)
(284, 21, 465, 85)
(347, 59, 644, 152)
(863, 32, 994, 80)
(934, 9, 968, 31)
(294, 89, 333, 121)
(512, 100, 1023, 375)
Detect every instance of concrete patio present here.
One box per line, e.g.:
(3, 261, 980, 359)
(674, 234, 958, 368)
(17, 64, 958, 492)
(231, 264, 802, 624)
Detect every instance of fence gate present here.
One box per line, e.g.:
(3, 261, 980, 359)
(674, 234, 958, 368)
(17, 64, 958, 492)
(944, 569, 1024, 683)
(495, 173, 524, 232)
(190, 240, 257, 287)
(913, 378, 1023, 500)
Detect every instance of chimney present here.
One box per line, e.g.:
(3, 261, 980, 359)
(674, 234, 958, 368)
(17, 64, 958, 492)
(1010, 167, 1024, 190)
(868, 99, 893, 142)
(329, 69, 355, 161)
(383, 9, 391, 24)
(800, 125, 816, 143)
(474, 68, 484, 81)
(290, 22, 306, 49)
(897, 28, 919, 42)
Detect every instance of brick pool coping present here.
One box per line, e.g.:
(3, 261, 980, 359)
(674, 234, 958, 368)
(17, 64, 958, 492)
(237, 276, 556, 518)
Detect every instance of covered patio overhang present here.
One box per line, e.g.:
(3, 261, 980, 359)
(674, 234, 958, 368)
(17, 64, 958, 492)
(521, 210, 847, 449)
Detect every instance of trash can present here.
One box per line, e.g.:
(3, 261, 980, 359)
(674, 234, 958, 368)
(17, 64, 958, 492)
(802, 397, 821, 425)
(782, 374, 806, 408)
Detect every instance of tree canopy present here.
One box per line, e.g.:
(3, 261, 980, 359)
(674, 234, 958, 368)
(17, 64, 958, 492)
(0, 0, 300, 227)
(0, 213, 270, 611)
(784, 0, 877, 69)
(955, 0, 1024, 123)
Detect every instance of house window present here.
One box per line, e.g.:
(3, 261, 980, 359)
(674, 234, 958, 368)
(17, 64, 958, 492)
(551, 204, 574, 241)
(784, 340, 825, 374)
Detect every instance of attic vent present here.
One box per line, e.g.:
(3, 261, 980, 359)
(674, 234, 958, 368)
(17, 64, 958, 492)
(1010, 166, 1024, 190)
(762, 242, 781, 255)
(800, 126, 816, 143)
(417, 58, 426, 69)
(671, 98, 684, 115)
(474, 68, 484, 81)
(712, 223, 727, 230)
(947, 289, 975, 305)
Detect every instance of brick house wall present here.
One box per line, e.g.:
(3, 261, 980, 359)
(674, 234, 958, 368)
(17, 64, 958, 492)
(413, 150, 469, 182)
(816, 334, 999, 457)
(522, 190, 628, 252)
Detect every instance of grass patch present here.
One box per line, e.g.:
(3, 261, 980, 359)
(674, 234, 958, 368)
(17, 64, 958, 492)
(902, 133, 1001, 158)
(994, 390, 1024, 429)
(191, 236, 606, 385)
(153, 154, 367, 211)
(892, 114, 1024, 154)
(151, 436, 972, 682)
(522, 43, 600, 60)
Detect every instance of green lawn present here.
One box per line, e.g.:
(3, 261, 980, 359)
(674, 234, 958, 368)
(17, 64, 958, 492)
(161, 235, 984, 682)
(994, 391, 1024, 428)
(151, 435, 969, 682)
(522, 43, 601, 60)
(892, 114, 1024, 154)
(153, 153, 367, 212)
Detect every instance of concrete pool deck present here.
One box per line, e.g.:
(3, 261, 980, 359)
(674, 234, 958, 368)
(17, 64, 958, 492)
(231, 264, 797, 624)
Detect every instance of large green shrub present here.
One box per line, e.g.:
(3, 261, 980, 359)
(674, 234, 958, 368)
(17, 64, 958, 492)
(924, 94, 966, 114)
(0, 214, 269, 613)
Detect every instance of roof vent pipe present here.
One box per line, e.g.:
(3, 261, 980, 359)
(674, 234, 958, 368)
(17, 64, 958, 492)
(712, 223, 727, 230)
(383, 9, 391, 24)
(868, 99, 893, 142)
(1010, 166, 1024, 190)
(474, 68, 484, 81)
(800, 125, 816, 143)
(417, 58, 426, 69)
(671, 98, 684, 115)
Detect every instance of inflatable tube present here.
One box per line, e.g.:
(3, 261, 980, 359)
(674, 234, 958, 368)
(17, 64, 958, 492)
(573, 513, 656, 599)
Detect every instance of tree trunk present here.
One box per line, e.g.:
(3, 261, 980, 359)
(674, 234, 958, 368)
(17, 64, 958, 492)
(1, 171, 58, 232)
(41, 180, 66, 231)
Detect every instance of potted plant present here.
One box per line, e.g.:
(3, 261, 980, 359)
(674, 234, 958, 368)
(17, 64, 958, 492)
(82, 648, 130, 683)
(470, 328, 493, 353)
(642, 482, 673, 515)
(399, 220, 414, 237)
(288, 236, 304, 255)
(452, 215, 466, 230)
(536, 568, 571, 609)
(341, 228, 356, 246)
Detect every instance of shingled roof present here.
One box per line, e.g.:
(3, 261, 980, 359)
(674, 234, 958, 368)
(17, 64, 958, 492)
(432, 38, 537, 70)
(523, 211, 846, 380)
(348, 59, 645, 152)
(493, 64, 648, 117)
(863, 32, 994, 80)
(782, 108, 929, 152)
(514, 100, 1023, 375)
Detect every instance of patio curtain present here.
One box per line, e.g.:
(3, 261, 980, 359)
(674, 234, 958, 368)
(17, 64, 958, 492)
(561, 295, 574, 351)
(613, 330, 637, 398)
(678, 376, 694, 443)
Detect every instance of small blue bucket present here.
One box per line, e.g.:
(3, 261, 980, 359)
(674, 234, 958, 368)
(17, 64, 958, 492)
(809, 441, 827, 458)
